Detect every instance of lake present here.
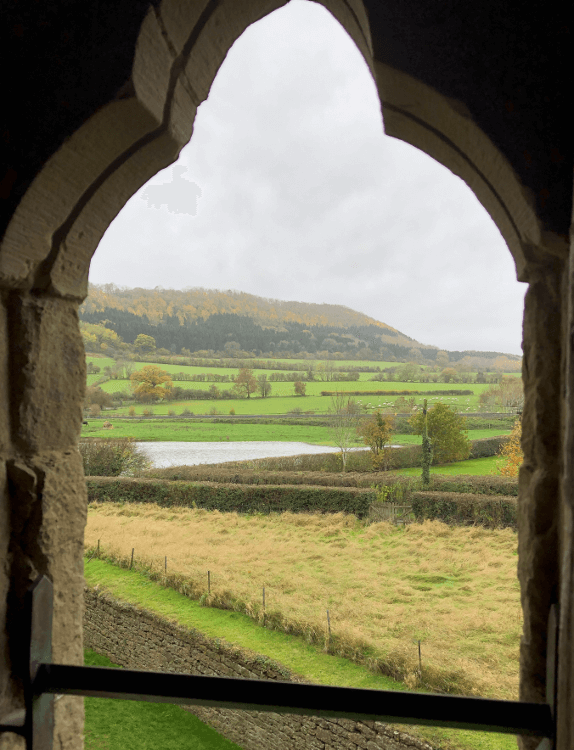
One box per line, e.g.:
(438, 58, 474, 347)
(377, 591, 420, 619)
(135, 441, 349, 468)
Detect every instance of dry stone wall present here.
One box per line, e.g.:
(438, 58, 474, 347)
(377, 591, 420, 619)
(84, 587, 435, 750)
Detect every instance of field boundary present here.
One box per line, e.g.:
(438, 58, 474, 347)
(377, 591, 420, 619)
(84, 585, 436, 750)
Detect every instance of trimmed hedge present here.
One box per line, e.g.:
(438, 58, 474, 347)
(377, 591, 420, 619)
(425, 475, 517, 496)
(468, 436, 508, 458)
(86, 475, 518, 525)
(145, 466, 382, 487)
(411, 491, 517, 529)
(86, 478, 376, 518)
(142, 468, 517, 496)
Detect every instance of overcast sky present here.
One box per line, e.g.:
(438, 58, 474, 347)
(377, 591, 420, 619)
(90, 0, 526, 356)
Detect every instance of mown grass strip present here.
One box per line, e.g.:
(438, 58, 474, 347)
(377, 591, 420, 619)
(84, 559, 516, 750)
(84, 648, 241, 750)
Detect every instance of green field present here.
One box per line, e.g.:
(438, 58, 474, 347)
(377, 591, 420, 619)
(393, 455, 502, 476)
(80, 418, 509, 445)
(85, 352, 521, 420)
(94, 394, 495, 418)
(81, 420, 339, 444)
(97, 375, 490, 396)
(85, 649, 241, 750)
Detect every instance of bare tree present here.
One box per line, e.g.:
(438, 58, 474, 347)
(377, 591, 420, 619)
(329, 392, 360, 472)
(257, 373, 272, 398)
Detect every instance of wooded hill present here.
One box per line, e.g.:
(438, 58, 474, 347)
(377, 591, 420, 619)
(80, 284, 522, 367)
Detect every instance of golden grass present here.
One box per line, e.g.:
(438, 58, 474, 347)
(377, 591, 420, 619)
(85, 504, 521, 700)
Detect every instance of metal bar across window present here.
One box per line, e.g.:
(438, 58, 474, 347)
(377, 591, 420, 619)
(0, 576, 555, 750)
(34, 663, 552, 737)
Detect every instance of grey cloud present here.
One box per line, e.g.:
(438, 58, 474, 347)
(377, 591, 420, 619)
(140, 166, 202, 216)
(89, 0, 526, 356)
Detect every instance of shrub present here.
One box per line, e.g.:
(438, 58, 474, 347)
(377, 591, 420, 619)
(128, 406, 136, 417)
(79, 439, 151, 477)
(469, 436, 509, 459)
(85, 385, 113, 408)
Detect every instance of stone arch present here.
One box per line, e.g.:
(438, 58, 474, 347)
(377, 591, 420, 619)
(374, 62, 568, 281)
(0, 0, 375, 302)
(3, 0, 561, 300)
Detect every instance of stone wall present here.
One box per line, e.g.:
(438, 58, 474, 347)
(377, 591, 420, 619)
(84, 587, 435, 750)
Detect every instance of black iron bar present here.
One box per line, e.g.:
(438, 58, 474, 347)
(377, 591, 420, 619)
(33, 664, 552, 738)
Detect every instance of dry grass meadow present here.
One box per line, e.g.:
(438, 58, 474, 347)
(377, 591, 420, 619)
(85, 504, 521, 701)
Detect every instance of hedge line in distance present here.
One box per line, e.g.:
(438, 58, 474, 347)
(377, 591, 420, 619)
(86, 478, 376, 518)
(411, 492, 517, 529)
(320, 389, 474, 397)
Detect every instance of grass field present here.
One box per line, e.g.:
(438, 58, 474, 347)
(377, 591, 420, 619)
(96, 376, 492, 405)
(79, 419, 509, 445)
(392, 455, 502, 476)
(92, 392, 500, 418)
(85, 505, 520, 703)
(81, 420, 340, 444)
(84, 559, 517, 750)
(84, 649, 241, 750)
(85, 353, 521, 419)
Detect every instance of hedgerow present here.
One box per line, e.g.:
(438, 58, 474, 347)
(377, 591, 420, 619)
(194, 436, 505, 474)
(468, 436, 508, 458)
(142, 467, 517, 495)
(411, 491, 517, 529)
(86, 478, 376, 518)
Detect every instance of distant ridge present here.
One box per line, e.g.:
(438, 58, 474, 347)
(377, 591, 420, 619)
(80, 284, 521, 366)
(81, 284, 418, 346)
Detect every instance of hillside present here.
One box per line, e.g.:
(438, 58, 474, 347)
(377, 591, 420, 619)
(80, 284, 521, 367)
(82, 284, 404, 333)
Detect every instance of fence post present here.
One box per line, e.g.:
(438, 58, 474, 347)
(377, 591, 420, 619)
(418, 640, 422, 678)
(208, 570, 211, 595)
(262, 586, 266, 626)
(130, 548, 134, 570)
(326, 609, 331, 648)
(164, 556, 167, 574)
